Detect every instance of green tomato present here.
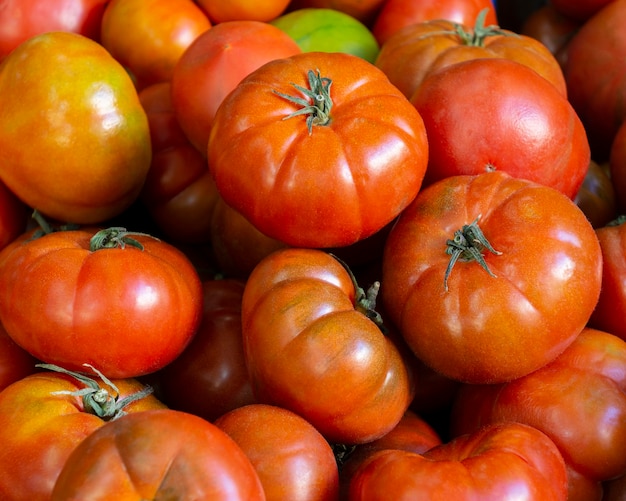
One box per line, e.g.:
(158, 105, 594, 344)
(271, 8, 380, 63)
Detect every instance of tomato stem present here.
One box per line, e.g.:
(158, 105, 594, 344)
(444, 215, 502, 291)
(29, 210, 80, 239)
(89, 227, 158, 252)
(273, 69, 332, 135)
(455, 8, 516, 47)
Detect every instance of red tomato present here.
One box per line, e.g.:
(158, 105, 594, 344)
(100, 0, 211, 90)
(348, 422, 568, 500)
(138, 81, 219, 243)
(171, 20, 302, 154)
(241, 248, 414, 444)
(195, 0, 291, 23)
(51, 408, 265, 500)
(588, 217, 626, 340)
(0, 31, 152, 224)
(564, 0, 626, 161)
(0, 226, 203, 378)
(208, 51, 429, 248)
(451, 327, 626, 501)
(0, 321, 38, 392)
(156, 279, 256, 422)
(0, 367, 164, 501)
(215, 403, 340, 500)
(0, 0, 108, 60)
(372, 0, 497, 45)
(381, 171, 603, 384)
(411, 57, 590, 198)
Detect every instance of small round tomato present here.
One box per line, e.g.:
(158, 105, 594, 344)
(215, 404, 340, 500)
(100, 0, 211, 90)
(51, 408, 265, 500)
(382, 171, 603, 384)
(0, 31, 152, 224)
(0, 226, 203, 378)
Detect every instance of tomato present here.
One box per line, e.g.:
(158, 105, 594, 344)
(381, 171, 603, 384)
(375, 10, 567, 101)
(348, 422, 568, 500)
(0, 366, 164, 501)
(0, 226, 203, 378)
(195, 0, 290, 23)
(410, 57, 590, 198)
(564, 0, 626, 162)
(271, 8, 380, 63)
(0, 0, 108, 60)
(241, 248, 413, 444)
(51, 408, 265, 500)
(138, 82, 219, 243)
(285, 0, 386, 26)
(588, 216, 626, 340)
(372, 0, 498, 45)
(610, 117, 626, 212)
(215, 403, 340, 500)
(171, 20, 301, 154)
(573, 160, 617, 229)
(451, 327, 626, 501)
(100, 0, 211, 90)
(0, 321, 38, 392)
(0, 32, 152, 224)
(208, 51, 428, 248)
(156, 279, 256, 422)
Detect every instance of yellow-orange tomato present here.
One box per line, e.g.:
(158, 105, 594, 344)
(0, 31, 152, 224)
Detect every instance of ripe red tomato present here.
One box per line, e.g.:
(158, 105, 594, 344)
(208, 51, 429, 248)
(451, 327, 626, 501)
(138, 81, 219, 243)
(0, 31, 152, 224)
(171, 20, 301, 154)
(0, 0, 108, 60)
(241, 248, 414, 444)
(51, 408, 265, 500)
(411, 57, 590, 198)
(215, 403, 340, 500)
(0, 367, 164, 501)
(372, 0, 497, 45)
(156, 279, 256, 422)
(382, 171, 603, 384)
(195, 0, 290, 23)
(0, 226, 203, 378)
(375, 10, 567, 101)
(100, 0, 211, 90)
(348, 422, 568, 500)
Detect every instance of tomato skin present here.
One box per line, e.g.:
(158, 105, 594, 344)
(156, 279, 256, 422)
(381, 171, 603, 384)
(450, 327, 626, 501)
(51, 408, 265, 500)
(100, 0, 211, 90)
(195, 0, 290, 23)
(348, 422, 568, 500)
(0, 227, 203, 378)
(0, 0, 108, 60)
(411, 57, 589, 198)
(241, 248, 413, 444)
(215, 403, 340, 501)
(0, 31, 152, 224)
(0, 371, 164, 501)
(208, 51, 429, 248)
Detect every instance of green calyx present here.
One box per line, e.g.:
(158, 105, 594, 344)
(89, 227, 158, 252)
(274, 69, 333, 135)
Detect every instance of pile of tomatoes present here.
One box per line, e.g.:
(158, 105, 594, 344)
(0, 0, 625, 499)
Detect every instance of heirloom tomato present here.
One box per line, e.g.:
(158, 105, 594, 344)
(348, 422, 568, 501)
(381, 171, 603, 384)
(215, 404, 340, 501)
(171, 20, 301, 154)
(208, 51, 428, 248)
(375, 9, 566, 101)
(0, 226, 203, 378)
(411, 57, 589, 198)
(51, 409, 265, 500)
(100, 0, 211, 90)
(195, 0, 290, 23)
(0, 366, 164, 501)
(372, 0, 497, 45)
(451, 327, 626, 501)
(241, 248, 413, 444)
(0, 31, 152, 224)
